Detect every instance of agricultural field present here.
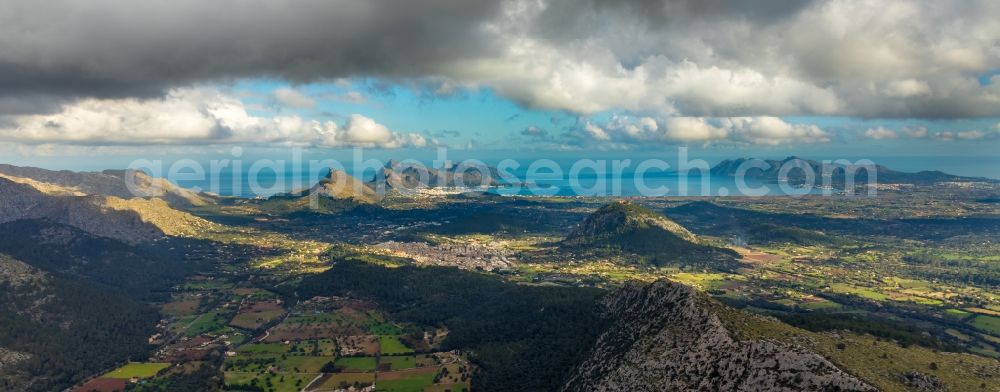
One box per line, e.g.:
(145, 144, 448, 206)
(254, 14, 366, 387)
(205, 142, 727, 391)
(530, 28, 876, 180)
(71, 377, 128, 392)
(186, 311, 232, 336)
(336, 335, 380, 356)
(377, 367, 438, 392)
(160, 297, 201, 316)
(379, 335, 414, 355)
(229, 300, 284, 330)
(334, 356, 377, 372)
(103, 362, 171, 379)
(970, 315, 1000, 335)
(312, 372, 376, 390)
(208, 295, 472, 392)
(379, 354, 440, 371)
(181, 279, 233, 292)
(237, 342, 292, 355)
(224, 371, 319, 392)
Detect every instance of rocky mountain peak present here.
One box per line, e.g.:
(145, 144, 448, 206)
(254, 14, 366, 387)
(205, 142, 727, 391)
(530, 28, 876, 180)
(313, 169, 378, 203)
(562, 279, 876, 391)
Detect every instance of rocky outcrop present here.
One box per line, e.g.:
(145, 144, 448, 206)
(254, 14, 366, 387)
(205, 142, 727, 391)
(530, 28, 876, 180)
(562, 280, 875, 392)
(900, 371, 943, 392)
(0, 255, 46, 288)
(0, 347, 31, 369)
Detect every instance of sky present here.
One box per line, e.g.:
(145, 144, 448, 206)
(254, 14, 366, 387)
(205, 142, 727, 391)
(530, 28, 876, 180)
(1, 0, 999, 170)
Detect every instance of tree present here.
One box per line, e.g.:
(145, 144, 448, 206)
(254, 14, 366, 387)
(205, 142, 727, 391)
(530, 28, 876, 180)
(320, 361, 342, 373)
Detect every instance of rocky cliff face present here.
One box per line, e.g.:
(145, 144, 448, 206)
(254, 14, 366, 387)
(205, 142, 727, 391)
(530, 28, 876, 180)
(562, 280, 875, 392)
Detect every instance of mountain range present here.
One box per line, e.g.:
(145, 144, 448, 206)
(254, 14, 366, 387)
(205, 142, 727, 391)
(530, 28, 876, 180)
(0, 164, 216, 207)
(710, 156, 994, 186)
(0, 160, 996, 391)
(0, 176, 217, 244)
(266, 161, 503, 212)
(372, 159, 500, 191)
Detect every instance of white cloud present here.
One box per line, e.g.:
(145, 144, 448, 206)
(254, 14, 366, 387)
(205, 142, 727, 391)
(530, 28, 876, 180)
(273, 87, 316, 109)
(343, 91, 367, 104)
(902, 126, 929, 138)
(582, 122, 611, 141)
(607, 115, 664, 140)
(954, 129, 1000, 141)
(435, 0, 1000, 119)
(2, 0, 1000, 120)
(405, 133, 428, 148)
(957, 130, 988, 140)
(447, 40, 842, 118)
(864, 127, 899, 140)
(574, 115, 828, 147)
(934, 128, 1000, 141)
(341, 114, 392, 145)
(726, 117, 830, 145)
(337, 114, 425, 148)
(662, 117, 729, 142)
(869, 125, 1000, 141)
(0, 88, 425, 148)
(935, 132, 956, 141)
(3, 0, 1000, 152)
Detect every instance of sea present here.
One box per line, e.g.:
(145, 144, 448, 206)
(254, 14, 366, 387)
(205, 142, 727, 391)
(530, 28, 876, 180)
(162, 155, 1000, 198)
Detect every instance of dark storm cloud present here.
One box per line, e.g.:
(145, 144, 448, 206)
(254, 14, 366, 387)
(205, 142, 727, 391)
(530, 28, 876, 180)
(0, 0, 503, 113)
(541, 0, 815, 35)
(0, 0, 998, 119)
